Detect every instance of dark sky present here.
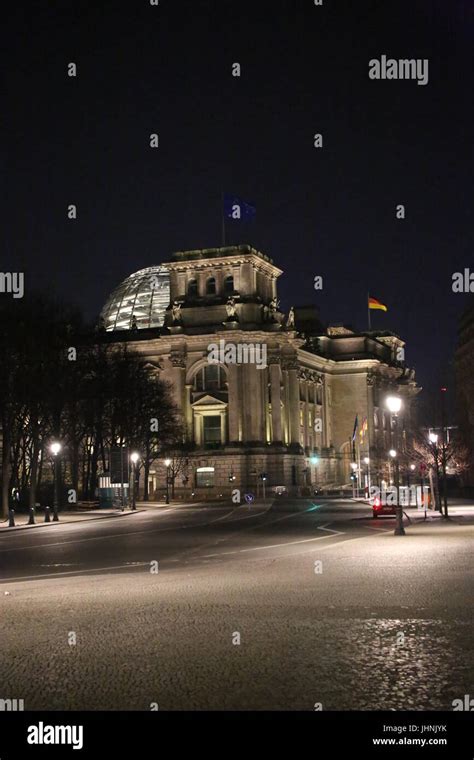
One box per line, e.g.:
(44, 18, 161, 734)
(4, 0, 473, 401)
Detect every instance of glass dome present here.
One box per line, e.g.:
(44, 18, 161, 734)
(101, 266, 170, 331)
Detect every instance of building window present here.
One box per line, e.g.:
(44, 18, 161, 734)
(300, 408, 304, 426)
(196, 467, 215, 487)
(188, 279, 198, 297)
(203, 416, 221, 444)
(206, 277, 217, 295)
(308, 409, 313, 427)
(316, 385, 322, 405)
(193, 364, 225, 392)
(224, 275, 234, 294)
(374, 409, 379, 428)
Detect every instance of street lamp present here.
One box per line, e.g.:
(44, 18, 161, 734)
(407, 463, 416, 505)
(385, 395, 404, 536)
(350, 462, 358, 497)
(386, 395, 402, 415)
(49, 441, 62, 521)
(428, 433, 441, 511)
(130, 452, 139, 511)
(165, 458, 171, 504)
(363, 456, 371, 496)
(388, 449, 396, 487)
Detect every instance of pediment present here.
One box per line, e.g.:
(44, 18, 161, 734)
(192, 394, 227, 407)
(144, 360, 163, 373)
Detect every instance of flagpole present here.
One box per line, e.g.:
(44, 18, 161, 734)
(221, 190, 226, 247)
(367, 291, 371, 331)
(357, 434, 361, 497)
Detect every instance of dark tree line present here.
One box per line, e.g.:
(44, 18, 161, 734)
(0, 295, 180, 517)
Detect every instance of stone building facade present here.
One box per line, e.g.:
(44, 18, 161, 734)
(103, 245, 420, 498)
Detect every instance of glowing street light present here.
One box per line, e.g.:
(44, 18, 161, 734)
(50, 441, 62, 457)
(385, 395, 402, 414)
(164, 458, 171, 504)
(385, 394, 404, 536)
(49, 441, 62, 521)
(130, 452, 139, 510)
(429, 432, 439, 444)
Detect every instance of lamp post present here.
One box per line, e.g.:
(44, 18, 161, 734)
(440, 387, 449, 517)
(385, 395, 404, 535)
(130, 452, 139, 511)
(363, 456, 371, 497)
(407, 463, 415, 506)
(429, 432, 441, 511)
(389, 447, 397, 480)
(350, 462, 358, 498)
(50, 441, 62, 522)
(165, 458, 171, 504)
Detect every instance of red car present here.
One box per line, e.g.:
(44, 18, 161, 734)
(372, 496, 397, 518)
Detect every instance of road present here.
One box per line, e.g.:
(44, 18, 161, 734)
(1, 498, 473, 710)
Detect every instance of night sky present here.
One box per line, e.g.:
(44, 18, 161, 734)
(4, 0, 473, 406)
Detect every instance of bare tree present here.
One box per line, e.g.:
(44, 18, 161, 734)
(407, 432, 470, 518)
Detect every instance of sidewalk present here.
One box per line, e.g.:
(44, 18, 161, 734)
(0, 507, 144, 532)
(0, 499, 242, 532)
(355, 497, 474, 524)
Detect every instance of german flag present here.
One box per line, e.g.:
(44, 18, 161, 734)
(368, 296, 388, 312)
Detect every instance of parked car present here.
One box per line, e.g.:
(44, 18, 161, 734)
(371, 495, 396, 518)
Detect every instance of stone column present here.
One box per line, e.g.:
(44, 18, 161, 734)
(233, 265, 241, 293)
(247, 365, 263, 442)
(285, 360, 301, 446)
(269, 358, 283, 443)
(281, 366, 289, 445)
(170, 350, 186, 441)
(185, 384, 193, 442)
(315, 374, 324, 449)
(195, 413, 202, 446)
(215, 267, 224, 296)
(198, 269, 206, 296)
(220, 411, 227, 445)
(366, 372, 376, 451)
(301, 371, 309, 449)
(322, 374, 330, 448)
(271, 275, 277, 299)
(227, 363, 240, 444)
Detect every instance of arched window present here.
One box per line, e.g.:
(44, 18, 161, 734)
(206, 277, 216, 295)
(224, 275, 234, 294)
(188, 279, 198, 297)
(193, 364, 226, 392)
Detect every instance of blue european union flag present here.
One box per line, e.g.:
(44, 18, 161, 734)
(224, 194, 256, 221)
